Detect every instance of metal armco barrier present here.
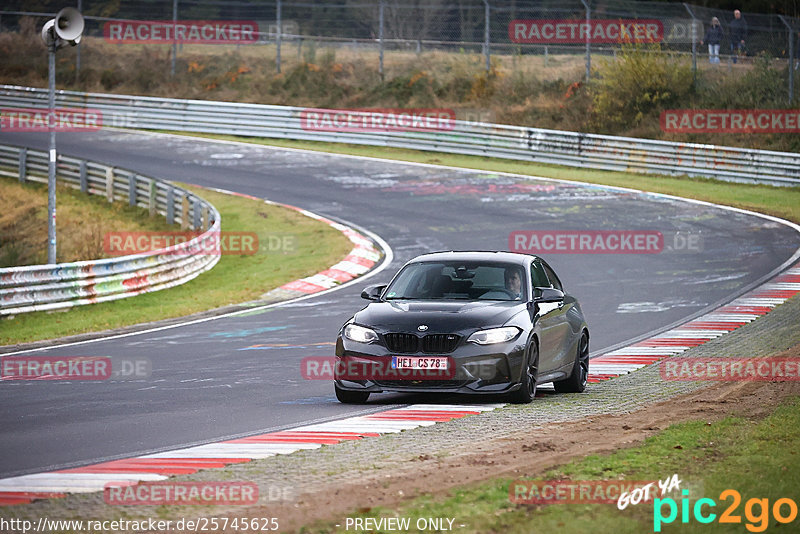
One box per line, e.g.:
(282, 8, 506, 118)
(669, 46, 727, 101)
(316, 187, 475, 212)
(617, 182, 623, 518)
(0, 143, 221, 315)
(1, 85, 798, 186)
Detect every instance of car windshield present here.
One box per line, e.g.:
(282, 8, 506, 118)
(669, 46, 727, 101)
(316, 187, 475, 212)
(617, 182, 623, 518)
(384, 261, 525, 301)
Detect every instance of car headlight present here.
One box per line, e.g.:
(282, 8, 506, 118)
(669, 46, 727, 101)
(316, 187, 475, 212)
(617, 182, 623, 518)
(467, 326, 521, 345)
(343, 324, 379, 344)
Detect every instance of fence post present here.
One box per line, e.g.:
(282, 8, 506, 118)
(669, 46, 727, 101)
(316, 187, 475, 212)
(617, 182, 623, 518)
(166, 188, 175, 225)
(580, 0, 590, 82)
(128, 173, 136, 206)
(149, 179, 157, 217)
(483, 0, 490, 72)
(79, 160, 87, 193)
(192, 198, 201, 229)
(171, 0, 178, 77)
(276, 0, 282, 74)
(379, 0, 385, 80)
(106, 167, 114, 202)
(18, 147, 26, 184)
(779, 16, 794, 104)
(181, 195, 190, 230)
(684, 4, 698, 83)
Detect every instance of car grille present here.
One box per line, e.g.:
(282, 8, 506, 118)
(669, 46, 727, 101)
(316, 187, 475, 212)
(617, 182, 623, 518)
(422, 334, 460, 353)
(374, 380, 467, 389)
(384, 333, 418, 353)
(383, 333, 461, 353)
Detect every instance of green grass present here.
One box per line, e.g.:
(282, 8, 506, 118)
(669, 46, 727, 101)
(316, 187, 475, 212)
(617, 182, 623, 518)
(169, 133, 800, 225)
(0, 183, 353, 345)
(301, 397, 800, 533)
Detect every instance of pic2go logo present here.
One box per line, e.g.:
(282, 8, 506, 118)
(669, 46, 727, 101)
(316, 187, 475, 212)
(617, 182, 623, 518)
(653, 489, 798, 532)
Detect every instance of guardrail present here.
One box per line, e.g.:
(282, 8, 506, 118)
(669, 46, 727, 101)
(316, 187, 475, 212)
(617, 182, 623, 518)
(1, 85, 798, 187)
(0, 143, 221, 315)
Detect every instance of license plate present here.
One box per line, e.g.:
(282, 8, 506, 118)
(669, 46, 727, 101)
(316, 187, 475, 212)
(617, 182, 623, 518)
(391, 356, 449, 370)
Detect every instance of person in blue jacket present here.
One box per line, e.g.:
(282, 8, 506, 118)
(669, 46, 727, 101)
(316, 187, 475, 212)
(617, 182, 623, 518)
(700, 17, 723, 64)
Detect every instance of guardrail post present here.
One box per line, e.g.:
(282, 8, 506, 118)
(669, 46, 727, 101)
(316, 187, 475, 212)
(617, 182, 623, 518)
(128, 173, 137, 206)
(181, 194, 190, 230)
(79, 160, 87, 193)
(149, 179, 157, 217)
(166, 188, 175, 225)
(202, 205, 209, 230)
(192, 198, 201, 229)
(105, 167, 114, 202)
(18, 148, 26, 183)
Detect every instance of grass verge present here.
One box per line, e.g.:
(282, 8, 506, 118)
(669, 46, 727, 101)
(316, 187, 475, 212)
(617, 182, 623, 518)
(167, 133, 800, 225)
(304, 395, 800, 533)
(0, 183, 353, 345)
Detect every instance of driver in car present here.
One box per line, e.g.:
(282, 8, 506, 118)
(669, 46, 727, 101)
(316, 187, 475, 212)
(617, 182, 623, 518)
(504, 267, 523, 300)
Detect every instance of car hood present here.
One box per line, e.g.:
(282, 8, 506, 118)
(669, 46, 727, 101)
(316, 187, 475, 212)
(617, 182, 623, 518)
(353, 300, 524, 333)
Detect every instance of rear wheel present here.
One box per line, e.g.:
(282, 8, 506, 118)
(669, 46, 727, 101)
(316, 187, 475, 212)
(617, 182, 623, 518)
(509, 341, 539, 404)
(335, 384, 370, 404)
(554, 332, 589, 393)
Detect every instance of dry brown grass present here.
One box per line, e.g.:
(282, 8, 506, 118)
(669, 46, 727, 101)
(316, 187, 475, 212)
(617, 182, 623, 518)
(0, 178, 174, 267)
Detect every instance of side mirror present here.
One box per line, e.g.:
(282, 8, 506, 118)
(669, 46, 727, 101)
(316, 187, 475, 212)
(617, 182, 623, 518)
(361, 284, 386, 301)
(532, 287, 565, 303)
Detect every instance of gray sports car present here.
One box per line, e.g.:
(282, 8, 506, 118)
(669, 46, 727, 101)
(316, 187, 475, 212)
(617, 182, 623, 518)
(334, 251, 589, 403)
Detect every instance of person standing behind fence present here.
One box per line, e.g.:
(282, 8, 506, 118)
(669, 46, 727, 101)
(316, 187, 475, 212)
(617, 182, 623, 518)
(700, 17, 723, 64)
(729, 9, 747, 63)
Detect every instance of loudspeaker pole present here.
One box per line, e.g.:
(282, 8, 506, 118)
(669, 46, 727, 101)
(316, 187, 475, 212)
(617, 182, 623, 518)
(47, 40, 57, 264)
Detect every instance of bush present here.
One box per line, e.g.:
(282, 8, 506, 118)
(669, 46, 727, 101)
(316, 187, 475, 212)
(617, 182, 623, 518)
(590, 43, 694, 132)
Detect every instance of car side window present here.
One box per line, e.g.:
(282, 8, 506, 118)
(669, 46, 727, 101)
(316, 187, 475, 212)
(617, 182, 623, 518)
(531, 261, 549, 288)
(541, 262, 563, 291)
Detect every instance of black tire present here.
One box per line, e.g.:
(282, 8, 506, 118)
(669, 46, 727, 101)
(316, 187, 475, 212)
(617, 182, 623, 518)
(509, 341, 539, 404)
(554, 332, 589, 393)
(335, 384, 370, 404)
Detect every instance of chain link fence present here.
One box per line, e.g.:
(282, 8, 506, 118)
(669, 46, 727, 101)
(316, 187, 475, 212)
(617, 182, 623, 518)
(1, 1, 798, 100)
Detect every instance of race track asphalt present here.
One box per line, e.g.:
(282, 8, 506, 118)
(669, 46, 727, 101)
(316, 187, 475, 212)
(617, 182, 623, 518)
(1, 130, 798, 477)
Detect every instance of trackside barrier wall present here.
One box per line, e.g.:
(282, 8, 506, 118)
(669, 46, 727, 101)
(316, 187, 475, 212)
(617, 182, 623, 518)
(1, 85, 799, 186)
(0, 143, 221, 315)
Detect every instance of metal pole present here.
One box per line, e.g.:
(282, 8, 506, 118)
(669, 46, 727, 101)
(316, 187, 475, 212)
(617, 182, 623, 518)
(47, 44, 57, 264)
(378, 0, 384, 79)
(580, 0, 590, 82)
(75, 0, 82, 82)
(483, 0, 490, 72)
(276, 0, 282, 73)
(171, 0, 178, 77)
(684, 4, 697, 83)
(779, 16, 794, 103)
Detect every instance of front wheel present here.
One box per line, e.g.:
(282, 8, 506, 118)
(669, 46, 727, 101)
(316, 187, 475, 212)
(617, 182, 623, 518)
(335, 384, 370, 404)
(509, 341, 539, 404)
(554, 332, 589, 393)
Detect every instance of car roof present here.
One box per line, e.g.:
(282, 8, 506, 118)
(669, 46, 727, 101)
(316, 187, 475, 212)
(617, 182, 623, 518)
(405, 251, 536, 266)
